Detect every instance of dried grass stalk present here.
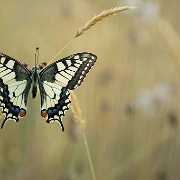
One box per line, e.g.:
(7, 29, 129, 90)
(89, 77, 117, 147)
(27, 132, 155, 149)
(70, 90, 86, 131)
(75, 6, 135, 37)
(49, 6, 135, 64)
(70, 90, 96, 180)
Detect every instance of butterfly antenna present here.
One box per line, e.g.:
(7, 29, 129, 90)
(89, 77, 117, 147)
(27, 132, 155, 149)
(35, 47, 39, 67)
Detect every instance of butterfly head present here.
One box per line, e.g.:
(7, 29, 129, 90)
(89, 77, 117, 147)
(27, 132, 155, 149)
(32, 66, 39, 72)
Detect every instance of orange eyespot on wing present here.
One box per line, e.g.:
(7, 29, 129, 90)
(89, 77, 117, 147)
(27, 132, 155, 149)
(19, 109, 26, 117)
(41, 110, 48, 118)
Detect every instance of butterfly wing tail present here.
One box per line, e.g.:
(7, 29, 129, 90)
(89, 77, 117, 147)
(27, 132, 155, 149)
(46, 117, 65, 131)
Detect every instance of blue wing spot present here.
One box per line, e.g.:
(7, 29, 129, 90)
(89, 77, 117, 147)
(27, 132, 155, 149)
(59, 100, 64, 106)
(3, 91, 8, 96)
(62, 87, 66, 92)
(3, 85, 8, 90)
(7, 103, 11, 107)
(48, 109, 53, 116)
(4, 98, 9, 103)
(53, 109, 58, 114)
(61, 94, 66, 99)
(14, 108, 20, 114)
(56, 105, 61, 110)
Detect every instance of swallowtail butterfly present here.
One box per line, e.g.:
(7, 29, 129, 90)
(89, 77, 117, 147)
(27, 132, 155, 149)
(0, 51, 97, 131)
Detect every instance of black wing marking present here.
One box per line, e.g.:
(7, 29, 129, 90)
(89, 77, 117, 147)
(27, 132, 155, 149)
(39, 52, 97, 131)
(0, 53, 32, 128)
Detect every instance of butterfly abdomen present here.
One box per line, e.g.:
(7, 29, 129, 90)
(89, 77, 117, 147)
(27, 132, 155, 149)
(32, 85, 38, 99)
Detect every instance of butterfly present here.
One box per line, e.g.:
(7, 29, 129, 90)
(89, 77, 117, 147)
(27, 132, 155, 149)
(0, 51, 97, 131)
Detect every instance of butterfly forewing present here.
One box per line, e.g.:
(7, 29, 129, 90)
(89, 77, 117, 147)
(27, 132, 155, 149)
(39, 52, 97, 88)
(0, 53, 31, 128)
(39, 52, 97, 130)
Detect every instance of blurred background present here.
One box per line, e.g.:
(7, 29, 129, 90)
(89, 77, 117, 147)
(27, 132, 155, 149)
(0, 0, 180, 179)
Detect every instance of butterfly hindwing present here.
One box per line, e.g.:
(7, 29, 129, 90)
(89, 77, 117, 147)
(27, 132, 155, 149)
(0, 53, 31, 128)
(39, 82, 70, 131)
(39, 52, 97, 130)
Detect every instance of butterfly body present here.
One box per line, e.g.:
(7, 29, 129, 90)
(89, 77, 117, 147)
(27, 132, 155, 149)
(0, 52, 97, 131)
(31, 66, 39, 98)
